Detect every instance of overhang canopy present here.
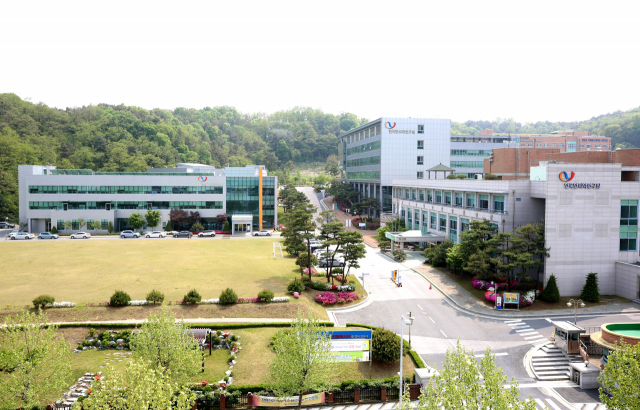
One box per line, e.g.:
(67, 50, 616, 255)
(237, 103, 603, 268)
(385, 230, 446, 243)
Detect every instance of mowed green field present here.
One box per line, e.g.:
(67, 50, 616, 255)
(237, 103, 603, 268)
(0, 239, 297, 306)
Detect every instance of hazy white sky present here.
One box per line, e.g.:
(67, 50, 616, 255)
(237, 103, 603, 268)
(2, 0, 639, 124)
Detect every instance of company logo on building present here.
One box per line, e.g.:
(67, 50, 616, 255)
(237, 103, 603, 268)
(198, 176, 208, 182)
(559, 171, 575, 182)
(384, 122, 396, 129)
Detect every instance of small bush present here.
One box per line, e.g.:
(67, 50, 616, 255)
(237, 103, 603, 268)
(183, 289, 202, 304)
(164, 221, 172, 231)
(32, 295, 55, 309)
(146, 289, 165, 304)
(110, 290, 131, 307)
(301, 276, 313, 287)
(446, 174, 457, 179)
(258, 289, 275, 302)
(539, 274, 560, 303)
(287, 278, 305, 293)
(484, 173, 498, 180)
(203, 384, 213, 393)
(50, 226, 58, 234)
(580, 272, 600, 303)
(219, 288, 238, 305)
(213, 336, 221, 345)
(230, 335, 238, 342)
(216, 330, 222, 336)
(223, 221, 231, 232)
(372, 327, 402, 362)
(392, 249, 406, 262)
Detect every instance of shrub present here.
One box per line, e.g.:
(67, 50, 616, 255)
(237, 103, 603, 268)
(183, 289, 202, 304)
(332, 267, 344, 275)
(315, 292, 359, 305)
(50, 226, 58, 234)
(203, 384, 213, 393)
(213, 336, 221, 345)
(372, 327, 401, 362)
(484, 173, 499, 180)
(301, 276, 313, 288)
(392, 248, 406, 262)
(165, 221, 172, 231)
(446, 173, 457, 179)
(287, 278, 305, 293)
(539, 274, 560, 303)
(191, 222, 204, 232)
(580, 272, 600, 302)
(455, 174, 466, 179)
(311, 281, 330, 291)
(219, 288, 238, 305)
(223, 221, 231, 232)
(110, 290, 131, 306)
(216, 330, 222, 336)
(146, 289, 165, 304)
(230, 335, 238, 342)
(258, 290, 274, 302)
(32, 295, 55, 309)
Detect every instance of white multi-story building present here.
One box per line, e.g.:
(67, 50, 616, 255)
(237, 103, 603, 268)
(391, 160, 640, 300)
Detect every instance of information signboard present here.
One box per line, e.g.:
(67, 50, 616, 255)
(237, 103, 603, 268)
(251, 393, 325, 407)
(319, 330, 372, 362)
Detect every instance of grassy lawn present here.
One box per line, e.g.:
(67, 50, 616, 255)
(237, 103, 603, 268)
(0, 239, 301, 307)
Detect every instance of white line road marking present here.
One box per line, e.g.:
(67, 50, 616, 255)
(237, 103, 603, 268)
(545, 318, 553, 323)
(545, 399, 562, 410)
(504, 320, 523, 323)
(529, 338, 548, 344)
(515, 328, 533, 332)
(523, 335, 544, 340)
(474, 352, 509, 357)
(429, 317, 435, 324)
(417, 304, 424, 311)
(440, 330, 447, 338)
(519, 332, 540, 336)
(534, 398, 545, 408)
(507, 322, 527, 326)
(511, 324, 530, 328)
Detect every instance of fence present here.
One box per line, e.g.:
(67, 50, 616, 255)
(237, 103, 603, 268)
(197, 397, 221, 410)
(226, 394, 248, 409)
(330, 389, 355, 404)
(386, 387, 400, 401)
(360, 387, 382, 402)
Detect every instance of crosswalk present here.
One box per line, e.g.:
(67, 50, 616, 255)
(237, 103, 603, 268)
(308, 398, 564, 410)
(504, 320, 549, 344)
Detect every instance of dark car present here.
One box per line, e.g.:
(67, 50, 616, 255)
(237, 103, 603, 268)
(318, 258, 345, 268)
(173, 231, 193, 239)
(0, 222, 15, 229)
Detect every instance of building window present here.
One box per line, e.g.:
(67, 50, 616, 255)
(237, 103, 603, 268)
(412, 189, 417, 200)
(86, 219, 94, 230)
(580, 144, 585, 148)
(418, 125, 424, 134)
(57, 220, 64, 230)
(405, 189, 410, 200)
(427, 190, 433, 203)
(439, 214, 447, 232)
(417, 140, 424, 149)
(445, 192, 452, 205)
(401, 207, 406, 218)
(408, 208, 413, 225)
(455, 192, 463, 207)
(461, 218, 469, 232)
(422, 211, 429, 235)
(553, 143, 557, 147)
(436, 191, 442, 204)
(414, 210, 420, 230)
(72, 220, 79, 230)
(587, 144, 592, 148)
(494, 195, 505, 213)
(101, 219, 108, 230)
(604, 144, 608, 148)
(544, 143, 549, 147)
(528, 143, 533, 147)
(451, 161, 485, 168)
(417, 156, 424, 165)
(466, 194, 475, 208)
(596, 144, 600, 148)
(430, 212, 437, 229)
(520, 143, 525, 147)
(419, 189, 425, 201)
(620, 200, 638, 252)
(450, 216, 457, 242)
(450, 149, 491, 157)
(537, 143, 541, 147)
(479, 195, 489, 210)
(560, 143, 565, 147)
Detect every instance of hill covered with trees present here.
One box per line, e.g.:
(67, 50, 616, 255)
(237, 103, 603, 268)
(0, 93, 367, 219)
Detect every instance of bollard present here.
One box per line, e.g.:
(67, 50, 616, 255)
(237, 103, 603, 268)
(381, 386, 387, 402)
(354, 386, 360, 403)
(327, 392, 334, 405)
(408, 383, 420, 400)
(220, 393, 226, 410)
(247, 392, 254, 409)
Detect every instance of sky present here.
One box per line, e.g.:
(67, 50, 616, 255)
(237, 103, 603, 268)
(2, 0, 640, 124)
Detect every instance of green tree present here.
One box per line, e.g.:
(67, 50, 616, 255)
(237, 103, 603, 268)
(412, 341, 536, 410)
(268, 310, 336, 410)
(316, 210, 338, 225)
(281, 205, 315, 264)
(531, 222, 550, 288)
(108, 220, 114, 234)
(63, 220, 73, 233)
(580, 272, 600, 302)
(90, 220, 102, 231)
(539, 274, 560, 303)
(393, 248, 407, 262)
(146, 289, 165, 304)
(339, 231, 366, 284)
(191, 222, 204, 232)
(371, 327, 401, 362)
(275, 139, 292, 163)
(145, 210, 161, 230)
(599, 341, 640, 410)
(465, 250, 491, 279)
(490, 232, 521, 288)
(0, 309, 71, 409)
(77, 218, 85, 231)
(446, 243, 466, 275)
(317, 221, 346, 283)
(128, 212, 145, 231)
(78, 359, 196, 410)
(223, 220, 231, 232)
(130, 307, 202, 385)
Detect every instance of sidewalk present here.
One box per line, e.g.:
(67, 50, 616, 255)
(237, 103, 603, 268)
(322, 196, 380, 247)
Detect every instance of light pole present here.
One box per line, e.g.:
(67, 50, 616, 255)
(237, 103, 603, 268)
(399, 314, 414, 407)
(406, 311, 414, 347)
(567, 299, 585, 324)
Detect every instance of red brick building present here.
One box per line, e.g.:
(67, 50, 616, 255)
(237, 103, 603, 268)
(483, 148, 560, 180)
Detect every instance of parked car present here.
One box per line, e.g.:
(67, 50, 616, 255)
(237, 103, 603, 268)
(253, 230, 272, 236)
(318, 258, 345, 268)
(8, 230, 20, 239)
(165, 230, 178, 236)
(12, 232, 35, 240)
(0, 222, 15, 228)
(173, 231, 193, 238)
(38, 232, 59, 239)
(70, 232, 91, 239)
(198, 230, 216, 237)
(145, 231, 166, 238)
(120, 230, 140, 238)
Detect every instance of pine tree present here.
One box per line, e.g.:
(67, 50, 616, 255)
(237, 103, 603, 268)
(580, 272, 600, 302)
(539, 274, 560, 303)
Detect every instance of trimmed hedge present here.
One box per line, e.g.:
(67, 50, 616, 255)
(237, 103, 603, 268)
(223, 376, 411, 395)
(409, 350, 426, 368)
(54, 322, 335, 330)
(346, 322, 420, 367)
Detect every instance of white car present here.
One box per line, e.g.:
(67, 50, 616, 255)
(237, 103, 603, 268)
(253, 230, 272, 236)
(145, 231, 166, 238)
(70, 232, 91, 239)
(12, 232, 34, 240)
(8, 230, 20, 239)
(198, 230, 216, 237)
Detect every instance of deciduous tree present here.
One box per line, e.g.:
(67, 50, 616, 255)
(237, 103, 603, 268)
(145, 210, 161, 229)
(128, 212, 145, 231)
(599, 341, 640, 410)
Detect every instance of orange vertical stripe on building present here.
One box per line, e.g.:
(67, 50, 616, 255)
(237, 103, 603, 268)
(259, 167, 263, 230)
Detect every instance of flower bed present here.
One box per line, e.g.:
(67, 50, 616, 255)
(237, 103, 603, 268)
(315, 292, 359, 305)
(200, 296, 290, 304)
(49, 301, 77, 308)
(472, 279, 507, 291)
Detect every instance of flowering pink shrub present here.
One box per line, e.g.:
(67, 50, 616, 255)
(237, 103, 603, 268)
(293, 292, 300, 299)
(485, 290, 496, 302)
(303, 268, 318, 275)
(315, 292, 359, 305)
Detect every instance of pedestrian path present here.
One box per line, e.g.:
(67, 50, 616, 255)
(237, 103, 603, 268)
(307, 398, 559, 410)
(504, 320, 549, 344)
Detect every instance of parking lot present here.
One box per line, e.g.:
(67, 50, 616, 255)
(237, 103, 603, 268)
(0, 228, 281, 241)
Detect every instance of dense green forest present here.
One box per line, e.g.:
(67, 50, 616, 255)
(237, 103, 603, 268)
(1, 92, 640, 221)
(0, 93, 368, 219)
(452, 107, 640, 150)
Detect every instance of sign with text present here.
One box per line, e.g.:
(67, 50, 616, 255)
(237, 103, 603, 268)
(329, 350, 370, 362)
(251, 393, 325, 407)
(330, 339, 370, 351)
(503, 292, 520, 304)
(322, 330, 372, 340)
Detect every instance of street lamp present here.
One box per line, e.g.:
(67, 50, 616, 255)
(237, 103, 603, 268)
(406, 312, 415, 347)
(399, 314, 414, 406)
(567, 299, 586, 324)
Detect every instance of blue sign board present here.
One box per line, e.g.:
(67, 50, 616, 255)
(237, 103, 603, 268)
(320, 330, 372, 340)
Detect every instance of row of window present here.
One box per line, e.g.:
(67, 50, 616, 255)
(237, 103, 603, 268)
(56, 219, 109, 230)
(451, 161, 485, 168)
(450, 149, 492, 157)
(346, 156, 381, 168)
(394, 188, 505, 212)
(620, 200, 638, 252)
(518, 142, 608, 148)
(346, 141, 381, 155)
(29, 185, 224, 195)
(400, 207, 483, 243)
(31, 201, 224, 210)
(344, 126, 381, 144)
(346, 171, 381, 180)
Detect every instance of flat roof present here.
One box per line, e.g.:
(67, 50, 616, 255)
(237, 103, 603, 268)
(550, 320, 586, 333)
(385, 230, 446, 242)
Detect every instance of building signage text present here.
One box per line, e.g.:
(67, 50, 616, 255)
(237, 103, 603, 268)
(389, 130, 416, 135)
(564, 183, 601, 189)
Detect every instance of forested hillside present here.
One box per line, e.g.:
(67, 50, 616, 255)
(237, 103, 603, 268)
(0, 93, 366, 219)
(452, 107, 640, 150)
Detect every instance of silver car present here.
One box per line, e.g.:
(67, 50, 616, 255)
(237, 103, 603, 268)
(38, 232, 59, 239)
(198, 230, 216, 237)
(253, 230, 272, 236)
(12, 232, 35, 240)
(70, 232, 91, 239)
(145, 231, 166, 238)
(120, 230, 140, 238)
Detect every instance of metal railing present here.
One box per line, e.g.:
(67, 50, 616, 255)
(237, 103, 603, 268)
(386, 387, 400, 400)
(197, 397, 221, 410)
(360, 387, 382, 402)
(399, 199, 508, 214)
(331, 390, 355, 404)
(226, 394, 248, 408)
